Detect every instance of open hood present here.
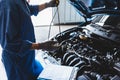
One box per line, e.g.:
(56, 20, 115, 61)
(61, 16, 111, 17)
(69, 0, 120, 18)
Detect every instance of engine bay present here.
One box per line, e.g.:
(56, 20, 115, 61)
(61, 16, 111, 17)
(43, 15, 120, 80)
(40, 0, 120, 80)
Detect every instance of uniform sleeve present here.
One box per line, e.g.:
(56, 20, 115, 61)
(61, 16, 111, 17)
(4, 4, 33, 57)
(29, 5, 39, 16)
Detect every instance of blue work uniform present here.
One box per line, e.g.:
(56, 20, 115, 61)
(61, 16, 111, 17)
(0, 0, 43, 80)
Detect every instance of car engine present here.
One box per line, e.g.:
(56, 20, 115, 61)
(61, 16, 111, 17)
(44, 15, 120, 80)
(41, 0, 120, 80)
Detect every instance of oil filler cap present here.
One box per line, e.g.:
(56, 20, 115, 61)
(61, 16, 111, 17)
(79, 34, 88, 40)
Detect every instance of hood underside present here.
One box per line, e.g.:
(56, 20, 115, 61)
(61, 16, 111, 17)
(69, 0, 120, 18)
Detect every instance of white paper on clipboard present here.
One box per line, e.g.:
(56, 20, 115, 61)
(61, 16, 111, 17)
(37, 64, 78, 80)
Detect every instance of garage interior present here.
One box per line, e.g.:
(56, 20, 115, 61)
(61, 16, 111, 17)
(1, 0, 120, 80)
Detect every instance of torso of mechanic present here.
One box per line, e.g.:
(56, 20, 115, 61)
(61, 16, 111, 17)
(0, 0, 44, 80)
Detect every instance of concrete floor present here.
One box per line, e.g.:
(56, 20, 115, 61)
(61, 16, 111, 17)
(0, 25, 77, 80)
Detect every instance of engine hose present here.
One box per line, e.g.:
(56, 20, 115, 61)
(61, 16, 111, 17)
(62, 52, 72, 62)
(63, 52, 87, 68)
(74, 60, 86, 67)
(68, 58, 81, 66)
(65, 54, 76, 65)
(62, 52, 74, 64)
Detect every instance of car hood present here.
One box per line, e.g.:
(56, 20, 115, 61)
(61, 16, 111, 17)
(69, 0, 120, 18)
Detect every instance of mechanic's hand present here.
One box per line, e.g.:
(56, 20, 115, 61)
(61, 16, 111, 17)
(39, 41, 60, 51)
(46, 0, 59, 7)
